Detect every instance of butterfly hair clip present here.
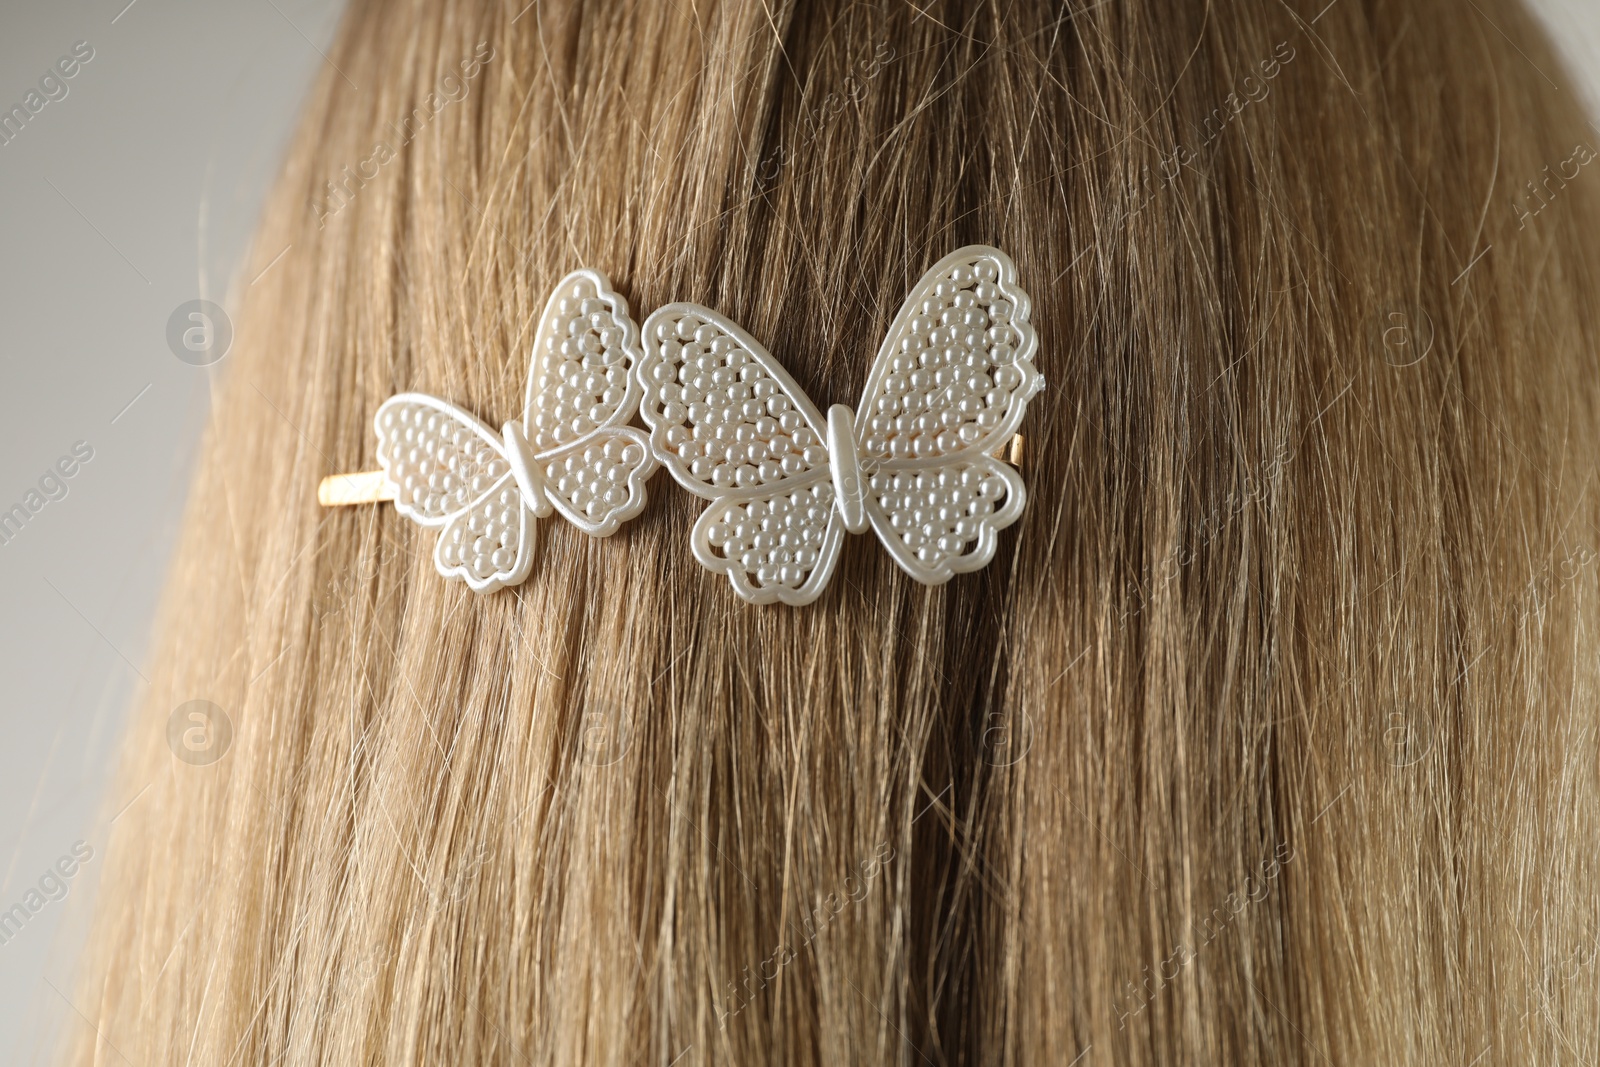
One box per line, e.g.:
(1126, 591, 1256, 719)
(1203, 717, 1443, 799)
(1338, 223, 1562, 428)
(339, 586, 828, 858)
(635, 245, 1043, 605)
(318, 269, 657, 593)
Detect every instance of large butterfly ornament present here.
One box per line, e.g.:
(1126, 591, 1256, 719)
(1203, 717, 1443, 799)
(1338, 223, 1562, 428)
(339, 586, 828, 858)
(372, 269, 657, 593)
(636, 246, 1043, 606)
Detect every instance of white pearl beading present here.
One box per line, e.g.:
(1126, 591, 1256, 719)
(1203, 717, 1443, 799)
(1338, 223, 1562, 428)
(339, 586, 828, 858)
(857, 255, 1034, 461)
(370, 269, 657, 594)
(642, 313, 828, 493)
(701, 480, 838, 592)
(695, 462, 1016, 593)
(869, 463, 1012, 568)
(378, 401, 512, 521)
(525, 276, 637, 451)
(639, 245, 1041, 605)
(543, 435, 651, 522)
(437, 478, 526, 580)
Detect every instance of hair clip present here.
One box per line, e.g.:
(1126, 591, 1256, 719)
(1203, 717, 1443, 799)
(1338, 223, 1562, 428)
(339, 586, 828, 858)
(318, 269, 657, 593)
(636, 245, 1042, 605)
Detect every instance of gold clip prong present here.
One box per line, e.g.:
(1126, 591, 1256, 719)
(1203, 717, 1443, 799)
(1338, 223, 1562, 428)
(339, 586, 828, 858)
(996, 434, 1025, 467)
(318, 471, 395, 507)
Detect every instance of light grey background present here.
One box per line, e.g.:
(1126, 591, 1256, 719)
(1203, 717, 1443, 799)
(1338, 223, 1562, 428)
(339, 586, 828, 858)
(0, 0, 345, 1061)
(0, 1, 1594, 1063)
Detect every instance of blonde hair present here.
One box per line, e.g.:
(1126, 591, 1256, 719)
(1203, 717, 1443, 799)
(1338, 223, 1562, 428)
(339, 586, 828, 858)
(67, 0, 1600, 1063)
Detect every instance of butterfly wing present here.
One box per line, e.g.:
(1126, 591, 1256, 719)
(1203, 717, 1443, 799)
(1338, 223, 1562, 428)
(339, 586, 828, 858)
(523, 269, 647, 451)
(636, 303, 832, 497)
(855, 245, 1041, 461)
(638, 303, 843, 604)
(538, 426, 655, 536)
(521, 270, 657, 535)
(374, 393, 534, 592)
(857, 246, 1042, 583)
(689, 479, 845, 606)
(430, 475, 536, 592)
(864, 456, 1026, 584)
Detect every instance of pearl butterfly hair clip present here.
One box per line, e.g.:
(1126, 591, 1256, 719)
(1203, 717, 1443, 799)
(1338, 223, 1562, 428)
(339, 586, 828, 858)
(318, 269, 657, 593)
(320, 248, 1040, 604)
(635, 245, 1042, 605)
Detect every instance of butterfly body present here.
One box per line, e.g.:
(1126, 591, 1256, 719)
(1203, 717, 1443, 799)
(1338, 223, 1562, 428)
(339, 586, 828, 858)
(637, 245, 1043, 605)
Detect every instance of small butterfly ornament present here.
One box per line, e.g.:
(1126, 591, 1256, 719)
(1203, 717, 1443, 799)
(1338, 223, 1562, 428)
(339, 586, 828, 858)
(636, 246, 1043, 605)
(368, 270, 656, 593)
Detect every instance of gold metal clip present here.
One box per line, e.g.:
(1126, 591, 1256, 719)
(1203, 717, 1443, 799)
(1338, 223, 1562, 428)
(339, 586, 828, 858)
(317, 471, 395, 507)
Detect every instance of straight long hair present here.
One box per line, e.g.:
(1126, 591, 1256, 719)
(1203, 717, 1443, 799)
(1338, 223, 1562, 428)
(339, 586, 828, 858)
(67, 0, 1600, 1063)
